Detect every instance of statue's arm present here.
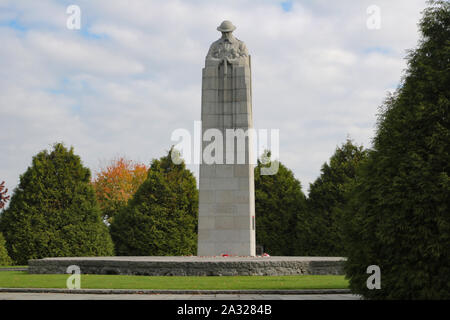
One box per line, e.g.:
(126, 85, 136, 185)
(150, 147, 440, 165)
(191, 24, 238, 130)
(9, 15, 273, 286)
(206, 43, 221, 62)
(239, 42, 249, 57)
(226, 42, 249, 65)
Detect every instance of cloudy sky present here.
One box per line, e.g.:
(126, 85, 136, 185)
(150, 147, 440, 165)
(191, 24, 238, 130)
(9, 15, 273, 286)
(0, 0, 428, 194)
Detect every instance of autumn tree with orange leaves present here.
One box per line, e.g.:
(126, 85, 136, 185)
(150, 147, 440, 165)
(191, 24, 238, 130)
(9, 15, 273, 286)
(0, 181, 12, 265)
(92, 158, 148, 223)
(0, 181, 10, 210)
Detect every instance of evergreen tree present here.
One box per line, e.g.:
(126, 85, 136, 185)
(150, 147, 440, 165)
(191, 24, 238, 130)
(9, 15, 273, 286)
(343, 1, 450, 299)
(304, 139, 368, 256)
(255, 152, 307, 255)
(0, 143, 114, 265)
(0, 233, 12, 266)
(110, 148, 198, 256)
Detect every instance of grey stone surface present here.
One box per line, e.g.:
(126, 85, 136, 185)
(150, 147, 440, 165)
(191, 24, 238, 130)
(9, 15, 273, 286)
(198, 21, 256, 256)
(0, 288, 352, 295)
(28, 256, 346, 276)
(0, 267, 28, 272)
(0, 292, 361, 300)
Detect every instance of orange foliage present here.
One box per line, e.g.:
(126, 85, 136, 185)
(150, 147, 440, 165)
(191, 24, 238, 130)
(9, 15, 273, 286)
(0, 181, 10, 209)
(92, 158, 148, 221)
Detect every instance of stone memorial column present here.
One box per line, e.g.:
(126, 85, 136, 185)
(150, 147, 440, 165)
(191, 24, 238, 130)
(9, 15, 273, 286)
(198, 21, 256, 256)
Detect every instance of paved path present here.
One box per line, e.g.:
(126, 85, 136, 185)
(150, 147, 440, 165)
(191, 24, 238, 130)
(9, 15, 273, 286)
(0, 292, 361, 300)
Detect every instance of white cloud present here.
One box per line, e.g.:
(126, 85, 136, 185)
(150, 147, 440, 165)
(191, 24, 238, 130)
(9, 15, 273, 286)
(0, 0, 429, 195)
(28, 31, 145, 75)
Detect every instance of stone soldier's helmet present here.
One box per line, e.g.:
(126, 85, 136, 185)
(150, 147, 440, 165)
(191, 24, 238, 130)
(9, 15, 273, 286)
(217, 20, 236, 32)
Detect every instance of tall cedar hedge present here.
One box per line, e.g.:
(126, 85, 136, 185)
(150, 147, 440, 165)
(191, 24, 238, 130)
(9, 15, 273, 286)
(343, 1, 449, 299)
(0, 143, 114, 264)
(255, 154, 307, 255)
(0, 233, 12, 266)
(110, 149, 198, 256)
(305, 140, 368, 256)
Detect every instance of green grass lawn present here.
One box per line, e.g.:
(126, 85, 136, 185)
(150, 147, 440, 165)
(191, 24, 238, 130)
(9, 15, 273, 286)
(0, 271, 348, 290)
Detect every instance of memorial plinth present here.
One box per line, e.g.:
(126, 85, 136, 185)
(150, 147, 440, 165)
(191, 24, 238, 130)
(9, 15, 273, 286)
(28, 256, 346, 276)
